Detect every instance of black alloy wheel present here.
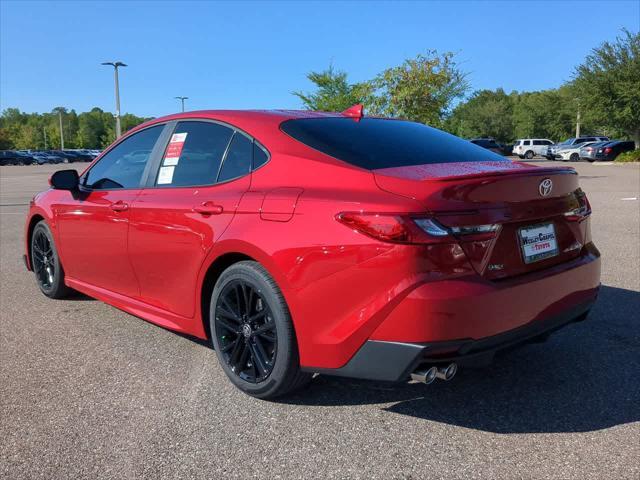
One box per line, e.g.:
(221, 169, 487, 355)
(215, 280, 277, 383)
(30, 221, 70, 298)
(210, 261, 311, 399)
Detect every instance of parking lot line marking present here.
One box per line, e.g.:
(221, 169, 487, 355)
(620, 197, 638, 201)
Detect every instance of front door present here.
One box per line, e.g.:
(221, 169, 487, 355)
(128, 121, 253, 318)
(55, 124, 166, 297)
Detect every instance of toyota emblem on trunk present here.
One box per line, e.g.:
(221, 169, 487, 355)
(539, 178, 553, 197)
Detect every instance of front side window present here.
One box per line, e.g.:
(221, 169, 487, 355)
(84, 125, 164, 190)
(155, 121, 234, 187)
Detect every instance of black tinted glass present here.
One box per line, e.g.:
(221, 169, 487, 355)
(253, 142, 269, 169)
(218, 133, 252, 182)
(281, 118, 506, 169)
(156, 121, 233, 187)
(85, 125, 163, 189)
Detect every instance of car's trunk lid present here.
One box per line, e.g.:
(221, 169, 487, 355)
(373, 161, 589, 279)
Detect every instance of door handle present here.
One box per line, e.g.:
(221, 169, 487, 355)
(110, 201, 129, 212)
(193, 202, 223, 215)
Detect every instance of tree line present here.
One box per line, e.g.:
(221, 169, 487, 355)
(294, 29, 639, 146)
(0, 107, 150, 150)
(1, 29, 637, 150)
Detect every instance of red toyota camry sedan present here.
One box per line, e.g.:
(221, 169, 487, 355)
(24, 107, 601, 398)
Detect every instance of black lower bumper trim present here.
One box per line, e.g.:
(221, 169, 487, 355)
(305, 300, 595, 382)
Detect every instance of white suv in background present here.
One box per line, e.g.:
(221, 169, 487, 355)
(512, 139, 554, 159)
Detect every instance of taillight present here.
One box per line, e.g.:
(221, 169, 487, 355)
(604, 147, 612, 154)
(564, 189, 592, 221)
(336, 212, 451, 244)
(336, 212, 499, 244)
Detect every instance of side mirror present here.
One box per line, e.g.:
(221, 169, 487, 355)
(49, 169, 79, 190)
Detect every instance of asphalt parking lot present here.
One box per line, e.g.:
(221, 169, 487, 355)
(1, 161, 639, 479)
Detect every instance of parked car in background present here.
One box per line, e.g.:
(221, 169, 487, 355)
(0, 150, 35, 165)
(32, 152, 63, 165)
(554, 142, 600, 162)
(546, 136, 609, 160)
(592, 140, 635, 162)
(579, 141, 612, 162)
(512, 139, 554, 159)
(470, 138, 510, 155)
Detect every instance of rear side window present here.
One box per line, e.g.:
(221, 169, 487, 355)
(533, 140, 543, 145)
(156, 121, 233, 187)
(85, 125, 163, 189)
(523, 140, 530, 145)
(253, 142, 269, 169)
(218, 133, 252, 183)
(280, 118, 507, 170)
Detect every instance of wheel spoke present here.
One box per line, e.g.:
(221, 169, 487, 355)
(235, 343, 250, 372)
(221, 298, 241, 321)
(248, 311, 266, 323)
(217, 317, 240, 334)
(228, 338, 244, 370)
(217, 304, 240, 323)
(253, 336, 271, 366)
(221, 338, 239, 353)
(253, 322, 275, 335)
(249, 342, 268, 376)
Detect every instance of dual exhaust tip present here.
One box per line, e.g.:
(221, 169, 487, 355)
(410, 363, 457, 384)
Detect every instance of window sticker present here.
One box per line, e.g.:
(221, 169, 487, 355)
(157, 166, 175, 185)
(163, 132, 187, 166)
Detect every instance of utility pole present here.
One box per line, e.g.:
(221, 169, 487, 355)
(576, 109, 581, 138)
(58, 111, 65, 150)
(43, 127, 47, 149)
(175, 96, 188, 112)
(102, 61, 127, 138)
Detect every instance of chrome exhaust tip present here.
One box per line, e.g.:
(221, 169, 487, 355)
(410, 366, 438, 384)
(435, 363, 458, 381)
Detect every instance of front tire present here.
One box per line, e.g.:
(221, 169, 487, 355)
(209, 261, 311, 399)
(31, 221, 70, 298)
(570, 153, 579, 162)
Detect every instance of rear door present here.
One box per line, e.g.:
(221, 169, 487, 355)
(55, 124, 166, 297)
(128, 120, 253, 318)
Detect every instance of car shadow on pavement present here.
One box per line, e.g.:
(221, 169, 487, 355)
(284, 285, 640, 434)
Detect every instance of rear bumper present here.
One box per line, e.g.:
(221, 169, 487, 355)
(306, 245, 600, 381)
(309, 298, 595, 382)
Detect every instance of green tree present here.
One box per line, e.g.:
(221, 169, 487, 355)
(573, 29, 640, 147)
(367, 51, 469, 128)
(445, 88, 514, 142)
(293, 66, 371, 112)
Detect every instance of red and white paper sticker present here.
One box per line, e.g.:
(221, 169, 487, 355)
(163, 132, 187, 166)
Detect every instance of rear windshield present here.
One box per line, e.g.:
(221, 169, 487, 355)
(280, 117, 507, 170)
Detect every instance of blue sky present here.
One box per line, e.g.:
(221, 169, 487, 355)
(1, 1, 638, 117)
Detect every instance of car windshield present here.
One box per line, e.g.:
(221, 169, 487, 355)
(558, 138, 575, 145)
(280, 117, 507, 170)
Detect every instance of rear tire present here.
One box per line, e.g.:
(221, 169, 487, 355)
(524, 150, 534, 160)
(31, 221, 71, 299)
(209, 261, 311, 399)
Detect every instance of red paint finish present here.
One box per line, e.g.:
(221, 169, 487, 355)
(24, 109, 601, 373)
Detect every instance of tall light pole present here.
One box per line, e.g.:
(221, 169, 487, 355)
(175, 96, 188, 112)
(102, 61, 127, 138)
(58, 110, 64, 150)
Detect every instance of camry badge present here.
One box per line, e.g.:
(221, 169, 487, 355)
(539, 178, 553, 197)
